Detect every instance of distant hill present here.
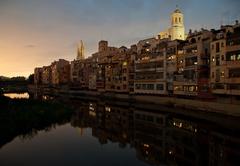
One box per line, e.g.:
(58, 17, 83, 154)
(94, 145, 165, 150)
(0, 76, 26, 82)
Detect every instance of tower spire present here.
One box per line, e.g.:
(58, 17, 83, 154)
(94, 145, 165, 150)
(77, 40, 85, 60)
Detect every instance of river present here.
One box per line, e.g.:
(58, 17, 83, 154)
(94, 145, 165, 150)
(0, 93, 239, 166)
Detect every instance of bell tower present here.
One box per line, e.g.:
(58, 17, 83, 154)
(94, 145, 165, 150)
(77, 40, 85, 60)
(170, 6, 185, 40)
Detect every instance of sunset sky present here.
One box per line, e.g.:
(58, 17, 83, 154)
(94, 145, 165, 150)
(0, 0, 239, 77)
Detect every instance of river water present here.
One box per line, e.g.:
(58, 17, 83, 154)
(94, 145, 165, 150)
(0, 93, 240, 166)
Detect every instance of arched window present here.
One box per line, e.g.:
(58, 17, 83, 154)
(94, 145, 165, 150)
(175, 17, 178, 23)
(179, 17, 181, 23)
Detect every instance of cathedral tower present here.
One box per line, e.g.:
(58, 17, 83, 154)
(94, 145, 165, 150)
(170, 7, 185, 40)
(77, 40, 85, 60)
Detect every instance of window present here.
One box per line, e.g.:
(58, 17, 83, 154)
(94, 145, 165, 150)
(142, 84, 147, 90)
(179, 17, 181, 23)
(212, 57, 215, 62)
(189, 86, 197, 92)
(237, 54, 240, 60)
(229, 68, 240, 78)
(216, 55, 220, 66)
(216, 42, 220, 53)
(135, 84, 141, 90)
(212, 72, 215, 78)
(175, 17, 178, 23)
(147, 84, 154, 90)
(157, 84, 164, 90)
(221, 71, 225, 78)
(174, 86, 183, 91)
(221, 55, 225, 61)
(221, 42, 224, 47)
(226, 51, 240, 61)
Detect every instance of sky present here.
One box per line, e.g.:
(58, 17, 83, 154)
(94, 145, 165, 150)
(0, 0, 239, 77)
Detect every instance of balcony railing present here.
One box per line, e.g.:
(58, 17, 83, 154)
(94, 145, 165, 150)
(226, 61, 240, 66)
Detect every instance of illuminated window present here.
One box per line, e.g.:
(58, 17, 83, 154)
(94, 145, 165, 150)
(237, 54, 240, 60)
(123, 61, 128, 66)
(231, 55, 236, 61)
(212, 57, 215, 62)
(189, 86, 197, 92)
(105, 106, 111, 112)
(221, 71, 225, 78)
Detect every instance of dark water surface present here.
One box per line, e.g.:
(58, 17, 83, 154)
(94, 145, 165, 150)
(0, 94, 240, 166)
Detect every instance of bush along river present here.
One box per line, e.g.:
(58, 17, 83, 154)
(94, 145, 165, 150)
(0, 93, 240, 166)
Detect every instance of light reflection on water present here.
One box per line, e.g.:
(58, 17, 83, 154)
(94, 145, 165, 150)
(3, 93, 29, 99)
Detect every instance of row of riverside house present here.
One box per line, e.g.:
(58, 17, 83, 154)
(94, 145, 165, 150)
(34, 8, 240, 103)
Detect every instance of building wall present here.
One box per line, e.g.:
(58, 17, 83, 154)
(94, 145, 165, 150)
(211, 25, 240, 96)
(34, 68, 43, 85)
(173, 30, 213, 98)
(51, 59, 70, 86)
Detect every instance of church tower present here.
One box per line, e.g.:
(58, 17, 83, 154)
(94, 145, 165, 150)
(169, 7, 185, 40)
(77, 40, 85, 60)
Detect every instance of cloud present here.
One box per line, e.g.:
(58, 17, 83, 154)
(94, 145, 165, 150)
(25, 44, 36, 48)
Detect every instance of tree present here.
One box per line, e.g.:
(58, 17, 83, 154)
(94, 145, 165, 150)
(28, 74, 34, 84)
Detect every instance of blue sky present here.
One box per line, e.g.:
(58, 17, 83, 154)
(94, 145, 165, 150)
(0, 0, 239, 76)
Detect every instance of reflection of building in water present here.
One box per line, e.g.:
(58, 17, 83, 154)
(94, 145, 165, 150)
(133, 110, 168, 165)
(92, 103, 134, 147)
(69, 101, 240, 166)
(166, 117, 209, 166)
(71, 102, 97, 129)
(209, 132, 240, 166)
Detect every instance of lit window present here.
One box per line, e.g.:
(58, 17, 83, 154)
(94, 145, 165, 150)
(237, 54, 240, 60)
(212, 57, 215, 62)
(105, 106, 111, 112)
(123, 61, 128, 66)
(221, 71, 225, 78)
(231, 55, 236, 61)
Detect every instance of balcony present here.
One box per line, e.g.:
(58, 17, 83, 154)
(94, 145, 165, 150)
(226, 45, 240, 52)
(225, 77, 240, 84)
(226, 61, 240, 67)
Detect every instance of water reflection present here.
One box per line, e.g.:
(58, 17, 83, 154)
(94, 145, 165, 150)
(70, 101, 240, 166)
(0, 96, 240, 166)
(3, 92, 29, 99)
